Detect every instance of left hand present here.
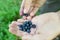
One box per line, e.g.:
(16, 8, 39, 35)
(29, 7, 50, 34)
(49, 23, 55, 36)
(9, 19, 37, 40)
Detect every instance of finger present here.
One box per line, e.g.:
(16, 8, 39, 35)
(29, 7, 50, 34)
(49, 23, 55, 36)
(9, 21, 24, 37)
(23, 0, 32, 14)
(9, 21, 18, 35)
(27, 16, 32, 20)
(17, 19, 25, 23)
(9, 21, 17, 28)
(30, 13, 35, 17)
(20, 12, 23, 16)
(20, 8, 24, 16)
(17, 19, 28, 23)
(22, 16, 27, 20)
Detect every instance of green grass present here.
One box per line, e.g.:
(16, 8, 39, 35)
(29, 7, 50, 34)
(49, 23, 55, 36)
(0, 0, 22, 40)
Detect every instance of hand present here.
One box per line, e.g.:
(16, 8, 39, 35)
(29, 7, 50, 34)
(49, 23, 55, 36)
(20, 8, 36, 20)
(20, 0, 47, 20)
(9, 19, 36, 39)
(20, 6, 34, 20)
(9, 12, 60, 40)
(20, 0, 39, 20)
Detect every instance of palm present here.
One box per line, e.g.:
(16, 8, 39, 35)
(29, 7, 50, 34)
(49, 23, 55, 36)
(32, 12, 60, 40)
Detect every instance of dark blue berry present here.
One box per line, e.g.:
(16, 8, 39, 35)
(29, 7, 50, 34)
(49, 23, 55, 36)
(18, 25, 23, 29)
(27, 26, 31, 29)
(27, 29, 31, 33)
(28, 21, 32, 25)
(25, 29, 27, 31)
(18, 21, 36, 33)
(24, 26, 28, 29)
(26, 24, 30, 26)
(31, 24, 36, 28)
(19, 28, 23, 31)
(23, 13, 29, 17)
(19, 26, 23, 31)
(23, 21, 28, 25)
(23, 29, 26, 32)
(18, 25, 24, 31)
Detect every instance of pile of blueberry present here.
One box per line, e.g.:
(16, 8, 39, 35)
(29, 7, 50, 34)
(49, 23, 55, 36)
(18, 21, 36, 33)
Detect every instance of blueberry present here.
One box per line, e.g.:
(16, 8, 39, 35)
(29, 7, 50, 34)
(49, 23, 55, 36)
(25, 29, 27, 31)
(23, 21, 28, 25)
(23, 13, 29, 17)
(28, 21, 32, 25)
(19, 28, 24, 31)
(22, 25, 25, 28)
(18, 21, 34, 33)
(31, 24, 36, 28)
(26, 24, 30, 26)
(27, 26, 31, 29)
(23, 29, 26, 32)
(24, 26, 28, 29)
(18, 25, 25, 31)
(18, 25, 23, 31)
(18, 25, 23, 29)
(27, 29, 31, 33)
(23, 23, 26, 26)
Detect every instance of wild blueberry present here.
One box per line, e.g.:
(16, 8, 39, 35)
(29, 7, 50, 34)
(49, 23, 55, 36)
(18, 25, 23, 28)
(23, 13, 29, 17)
(27, 29, 31, 33)
(23, 21, 28, 25)
(24, 26, 28, 29)
(28, 21, 32, 25)
(18, 21, 36, 33)
(31, 24, 36, 28)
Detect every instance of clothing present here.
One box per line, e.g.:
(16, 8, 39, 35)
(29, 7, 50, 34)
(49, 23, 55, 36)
(39, 0, 60, 14)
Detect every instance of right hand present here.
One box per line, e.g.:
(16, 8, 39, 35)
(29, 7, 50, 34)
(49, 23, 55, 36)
(19, 0, 38, 20)
(31, 12, 60, 40)
(20, 0, 47, 20)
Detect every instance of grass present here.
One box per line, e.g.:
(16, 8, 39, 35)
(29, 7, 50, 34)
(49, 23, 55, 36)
(0, 0, 22, 40)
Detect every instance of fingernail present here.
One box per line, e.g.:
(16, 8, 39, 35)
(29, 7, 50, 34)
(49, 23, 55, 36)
(24, 9, 28, 13)
(30, 13, 35, 17)
(27, 16, 32, 20)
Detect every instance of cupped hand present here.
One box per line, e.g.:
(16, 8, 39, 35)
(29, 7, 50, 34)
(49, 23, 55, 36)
(9, 19, 37, 40)
(9, 12, 60, 40)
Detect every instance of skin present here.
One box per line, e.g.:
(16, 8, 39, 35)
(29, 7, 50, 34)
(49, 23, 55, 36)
(9, 12, 60, 40)
(20, 0, 46, 20)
